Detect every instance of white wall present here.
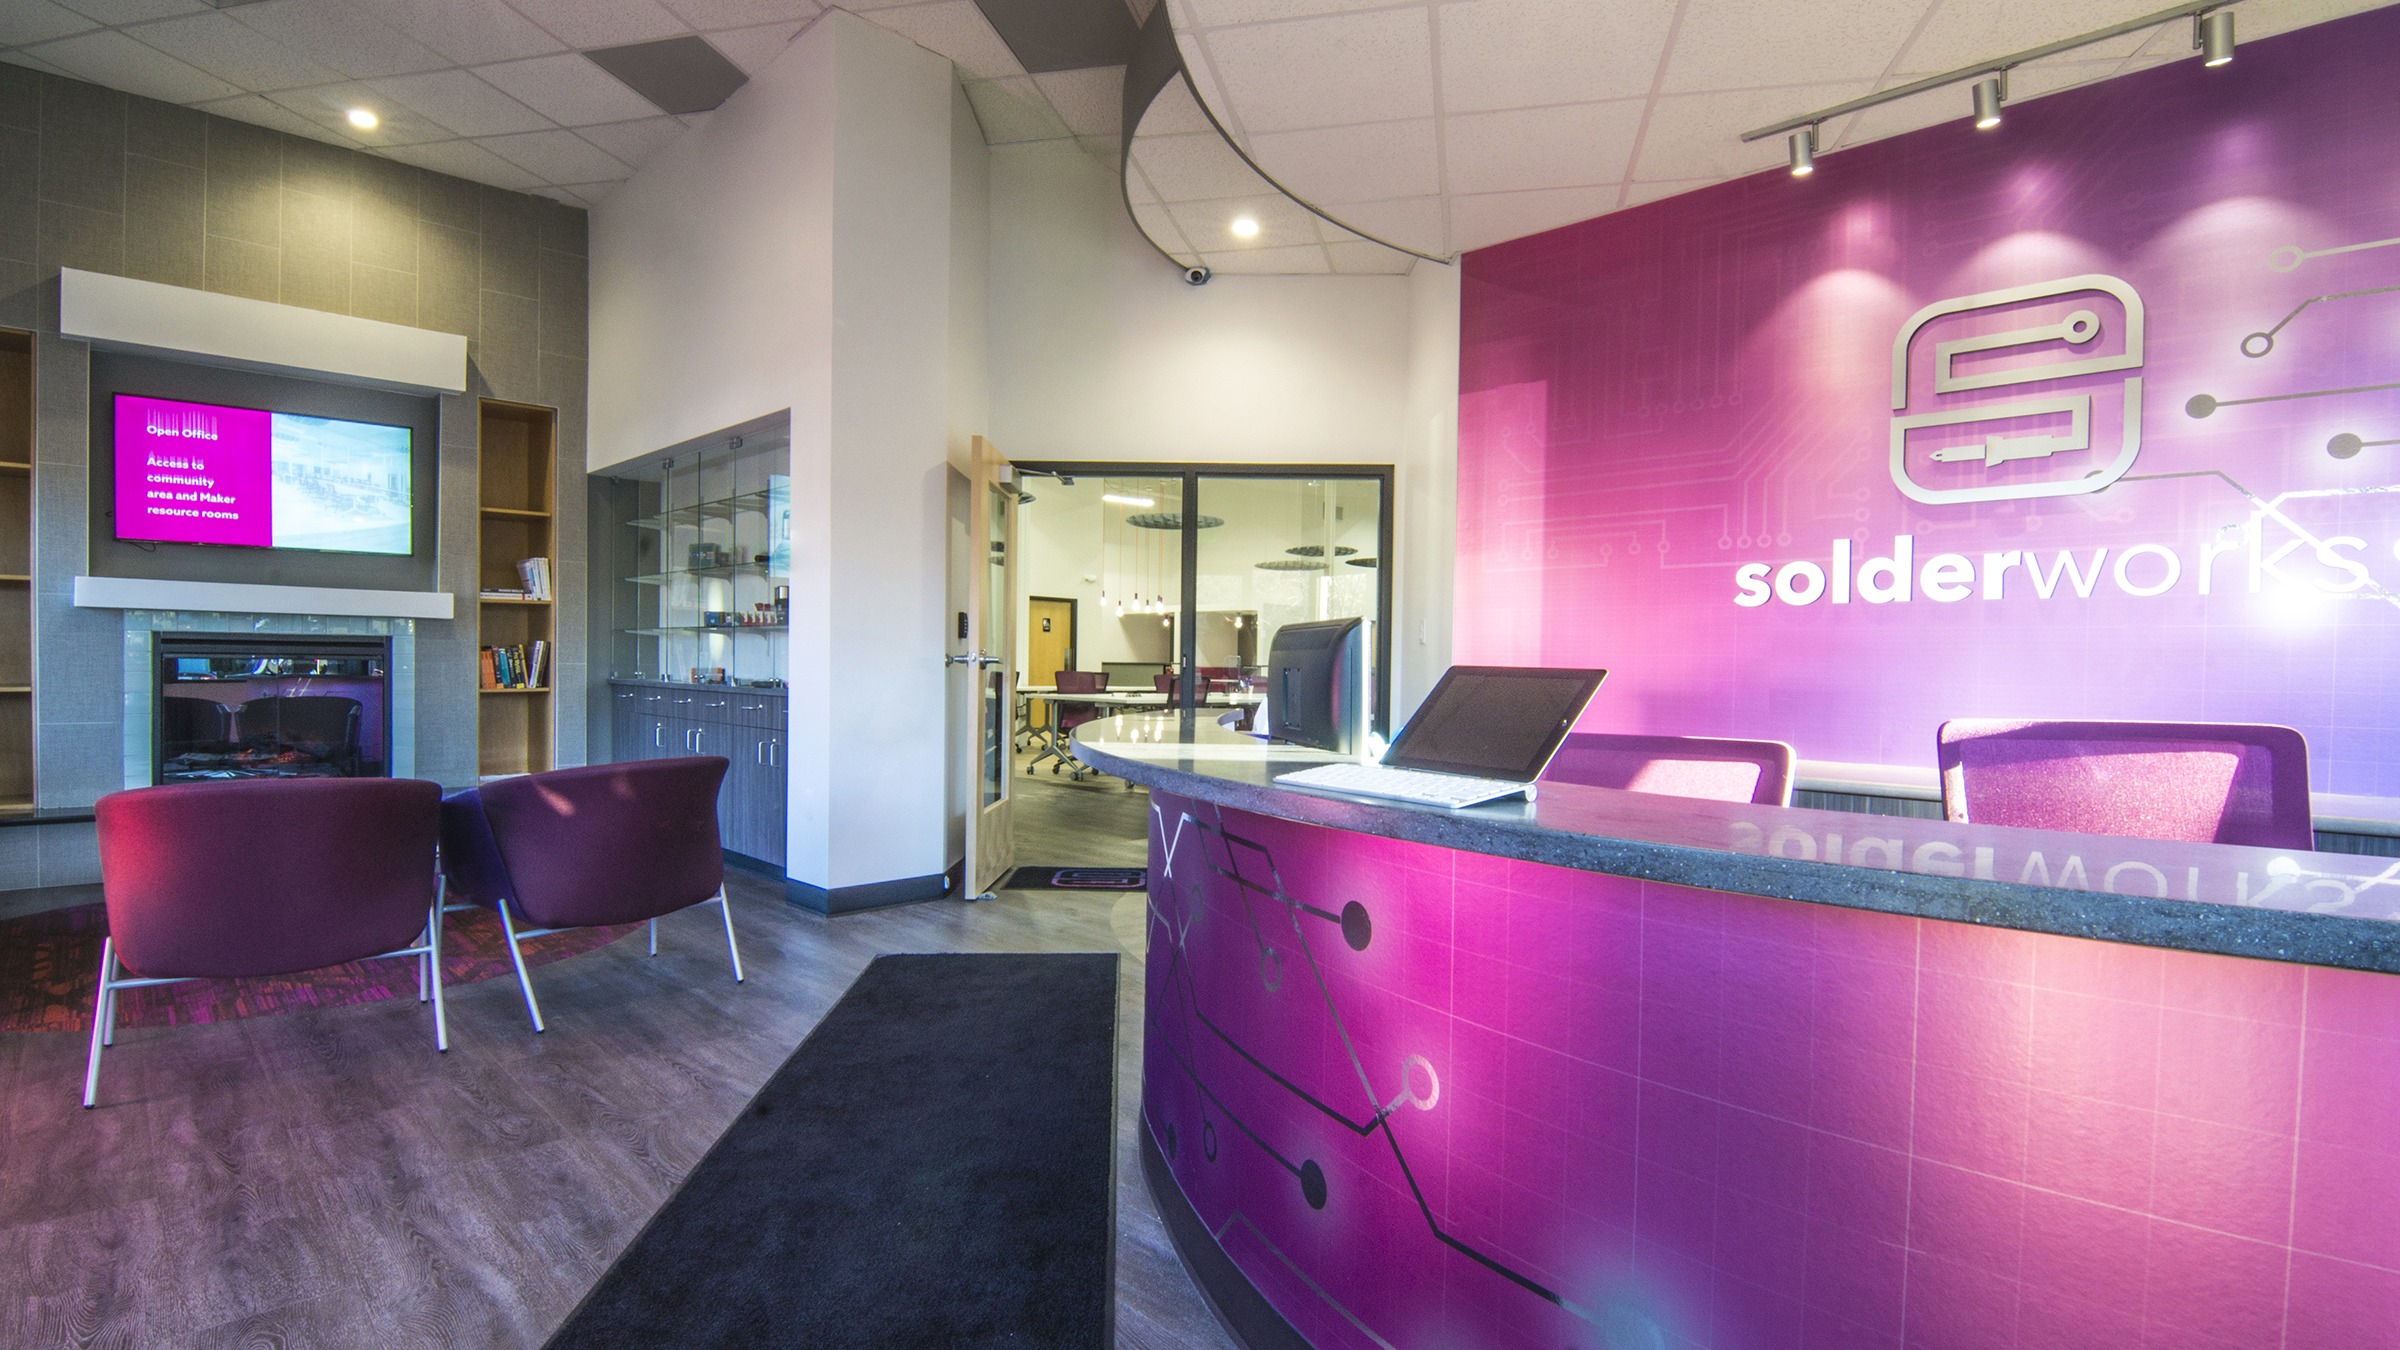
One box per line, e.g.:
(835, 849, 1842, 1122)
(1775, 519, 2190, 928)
(592, 10, 968, 897)
(989, 140, 1413, 465)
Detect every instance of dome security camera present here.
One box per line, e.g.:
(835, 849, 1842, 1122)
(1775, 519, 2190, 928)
(1185, 265, 1212, 286)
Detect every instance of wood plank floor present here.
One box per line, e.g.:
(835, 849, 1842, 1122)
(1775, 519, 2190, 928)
(0, 772, 1238, 1350)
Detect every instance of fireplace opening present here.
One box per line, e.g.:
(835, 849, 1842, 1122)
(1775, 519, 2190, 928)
(155, 634, 394, 785)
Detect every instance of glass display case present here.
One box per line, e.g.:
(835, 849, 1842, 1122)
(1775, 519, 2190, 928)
(606, 432, 789, 686)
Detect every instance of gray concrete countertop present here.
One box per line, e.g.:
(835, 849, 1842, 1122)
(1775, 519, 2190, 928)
(1072, 714, 2400, 976)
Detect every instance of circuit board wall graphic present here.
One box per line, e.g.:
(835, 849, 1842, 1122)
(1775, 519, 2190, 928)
(1138, 789, 2400, 1350)
(1457, 4, 2400, 797)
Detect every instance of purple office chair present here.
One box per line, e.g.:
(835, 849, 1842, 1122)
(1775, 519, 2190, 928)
(1937, 719, 2314, 848)
(1050, 670, 1108, 778)
(440, 756, 740, 1033)
(86, 777, 447, 1107)
(1539, 732, 1796, 805)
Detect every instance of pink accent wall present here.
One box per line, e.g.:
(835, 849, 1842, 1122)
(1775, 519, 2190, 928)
(1144, 790, 2400, 1348)
(1455, 6, 2400, 796)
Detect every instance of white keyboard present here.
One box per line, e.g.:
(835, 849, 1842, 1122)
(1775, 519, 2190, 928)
(1274, 762, 1533, 809)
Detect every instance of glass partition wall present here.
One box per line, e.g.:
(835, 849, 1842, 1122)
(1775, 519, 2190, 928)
(1013, 464, 1392, 732)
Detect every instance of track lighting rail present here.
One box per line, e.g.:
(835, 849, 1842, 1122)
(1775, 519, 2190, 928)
(1738, 0, 2241, 144)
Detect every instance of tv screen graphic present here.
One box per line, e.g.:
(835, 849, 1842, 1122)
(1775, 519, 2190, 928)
(114, 394, 413, 555)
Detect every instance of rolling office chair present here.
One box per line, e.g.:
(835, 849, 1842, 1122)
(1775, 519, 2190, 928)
(1539, 733, 1796, 805)
(1046, 670, 1107, 780)
(1936, 719, 2314, 848)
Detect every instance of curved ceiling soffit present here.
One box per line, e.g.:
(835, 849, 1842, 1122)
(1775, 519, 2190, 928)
(1118, 4, 1444, 280)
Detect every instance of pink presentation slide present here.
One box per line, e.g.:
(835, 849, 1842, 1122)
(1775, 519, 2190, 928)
(114, 395, 274, 547)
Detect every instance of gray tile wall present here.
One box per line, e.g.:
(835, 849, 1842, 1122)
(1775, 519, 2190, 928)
(0, 65, 590, 887)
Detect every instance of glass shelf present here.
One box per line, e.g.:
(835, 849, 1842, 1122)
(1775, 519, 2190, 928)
(624, 561, 784, 585)
(626, 623, 789, 637)
(626, 488, 776, 530)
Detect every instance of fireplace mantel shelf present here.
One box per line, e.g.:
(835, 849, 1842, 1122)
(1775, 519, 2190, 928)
(73, 576, 454, 621)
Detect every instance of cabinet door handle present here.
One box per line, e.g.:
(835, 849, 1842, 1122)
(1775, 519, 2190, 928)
(653, 724, 661, 748)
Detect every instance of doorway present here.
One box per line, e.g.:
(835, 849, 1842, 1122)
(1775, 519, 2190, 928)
(1011, 464, 1393, 731)
(1026, 596, 1075, 728)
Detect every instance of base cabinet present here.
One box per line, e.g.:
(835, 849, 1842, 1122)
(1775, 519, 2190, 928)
(608, 680, 785, 868)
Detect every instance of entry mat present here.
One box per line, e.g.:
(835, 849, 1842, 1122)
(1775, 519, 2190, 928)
(542, 952, 1118, 1350)
(1001, 866, 1148, 891)
(0, 902, 631, 1035)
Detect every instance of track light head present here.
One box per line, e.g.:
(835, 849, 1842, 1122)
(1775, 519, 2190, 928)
(2197, 9, 2235, 65)
(1788, 126, 1816, 176)
(1972, 76, 2004, 129)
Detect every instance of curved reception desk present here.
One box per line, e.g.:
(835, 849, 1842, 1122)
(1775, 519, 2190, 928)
(1073, 716, 2400, 1350)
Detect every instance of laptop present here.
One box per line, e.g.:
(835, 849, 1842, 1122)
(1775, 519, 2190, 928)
(1273, 665, 1607, 809)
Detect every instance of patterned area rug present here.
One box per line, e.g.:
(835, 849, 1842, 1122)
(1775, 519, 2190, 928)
(0, 903, 635, 1035)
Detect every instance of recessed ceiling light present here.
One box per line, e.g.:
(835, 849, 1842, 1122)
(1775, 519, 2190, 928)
(1230, 216, 1259, 238)
(1101, 493, 1154, 507)
(346, 108, 378, 129)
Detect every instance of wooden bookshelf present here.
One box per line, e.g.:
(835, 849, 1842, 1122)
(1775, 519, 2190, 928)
(477, 400, 556, 778)
(0, 331, 29, 812)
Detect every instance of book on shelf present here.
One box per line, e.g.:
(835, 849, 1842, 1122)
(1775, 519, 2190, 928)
(479, 643, 547, 691)
(515, 557, 552, 601)
(481, 587, 529, 600)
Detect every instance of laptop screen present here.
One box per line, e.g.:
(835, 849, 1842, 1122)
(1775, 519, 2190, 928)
(1382, 666, 1608, 782)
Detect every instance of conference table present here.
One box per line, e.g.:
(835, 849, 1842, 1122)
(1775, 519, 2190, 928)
(1018, 689, 1260, 778)
(1069, 711, 2400, 1350)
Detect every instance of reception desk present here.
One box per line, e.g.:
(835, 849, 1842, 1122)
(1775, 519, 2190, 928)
(1072, 715, 2400, 1350)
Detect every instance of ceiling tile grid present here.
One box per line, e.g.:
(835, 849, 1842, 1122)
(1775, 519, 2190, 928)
(0, 0, 1106, 208)
(1169, 0, 2399, 261)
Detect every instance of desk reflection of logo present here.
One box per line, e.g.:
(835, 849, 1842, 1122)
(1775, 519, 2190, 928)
(1889, 275, 2145, 505)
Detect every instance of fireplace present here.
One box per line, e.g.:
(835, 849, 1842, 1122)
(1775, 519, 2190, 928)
(154, 634, 394, 785)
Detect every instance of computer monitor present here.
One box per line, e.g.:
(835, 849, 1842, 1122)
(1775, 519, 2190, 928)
(1265, 617, 1365, 753)
(1382, 666, 1608, 782)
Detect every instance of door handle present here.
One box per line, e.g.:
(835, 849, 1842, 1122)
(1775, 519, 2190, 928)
(946, 653, 1002, 667)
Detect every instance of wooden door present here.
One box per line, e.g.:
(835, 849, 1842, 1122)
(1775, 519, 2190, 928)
(964, 435, 1017, 897)
(1026, 597, 1074, 728)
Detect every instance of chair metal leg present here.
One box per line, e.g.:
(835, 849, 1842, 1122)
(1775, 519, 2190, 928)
(427, 887, 448, 1053)
(496, 903, 547, 1033)
(715, 889, 744, 984)
(647, 918, 657, 957)
(83, 938, 114, 1109)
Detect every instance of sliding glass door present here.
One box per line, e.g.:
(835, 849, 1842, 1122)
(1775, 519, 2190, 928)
(1011, 463, 1393, 733)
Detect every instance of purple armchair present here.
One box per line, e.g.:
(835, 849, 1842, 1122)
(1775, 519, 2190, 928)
(86, 777, 446, 1108)
(1937, 719, 2314, 848)
(1540, 732, 1796, 806)
(439, 756, 740, 1033)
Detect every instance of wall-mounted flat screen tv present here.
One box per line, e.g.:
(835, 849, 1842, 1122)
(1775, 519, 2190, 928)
(113, 393, 413, 555)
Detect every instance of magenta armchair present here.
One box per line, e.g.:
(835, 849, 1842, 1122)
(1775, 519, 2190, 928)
(439, 757, 740, 1033)
(1937, 718, 2314, 848)
(86, 777, 446, 1108)
(1540, 732, 1797, 805)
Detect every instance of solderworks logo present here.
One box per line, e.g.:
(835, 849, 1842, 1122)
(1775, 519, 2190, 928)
(1889, 275, 2144, 504)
